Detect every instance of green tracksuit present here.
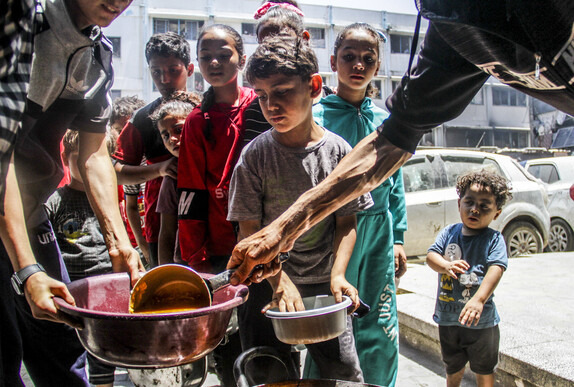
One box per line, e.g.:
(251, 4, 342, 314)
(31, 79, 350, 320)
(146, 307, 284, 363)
(304, 95, 407, 386)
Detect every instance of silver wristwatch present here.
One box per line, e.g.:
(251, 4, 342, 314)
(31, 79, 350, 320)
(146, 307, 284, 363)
(11, 264, 46, 296)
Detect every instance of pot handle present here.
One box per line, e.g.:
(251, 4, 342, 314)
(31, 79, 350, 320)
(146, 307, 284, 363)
(54, 298, 85, 330)
(208, 252, 290, 292)
(349, 298, 370, 319)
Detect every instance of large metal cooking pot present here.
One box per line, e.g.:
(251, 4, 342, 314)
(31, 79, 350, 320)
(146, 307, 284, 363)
(265, 295, 352, 345)
(54, 272, 248, 368)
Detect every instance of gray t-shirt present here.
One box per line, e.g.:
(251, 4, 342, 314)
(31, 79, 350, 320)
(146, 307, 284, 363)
(228, 129, 373, 284)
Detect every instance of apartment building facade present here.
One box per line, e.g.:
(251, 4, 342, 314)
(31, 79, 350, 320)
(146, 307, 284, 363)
(104, 0, 533, 149)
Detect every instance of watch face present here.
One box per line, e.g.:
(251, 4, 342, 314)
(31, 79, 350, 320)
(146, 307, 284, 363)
(11, 273, 24, 296)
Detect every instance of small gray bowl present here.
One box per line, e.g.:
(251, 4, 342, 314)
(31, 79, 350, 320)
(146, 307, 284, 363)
(265, 295, 351, 345)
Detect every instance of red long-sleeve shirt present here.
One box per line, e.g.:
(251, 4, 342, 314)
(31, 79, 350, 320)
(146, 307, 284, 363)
(177, 87, 256, 268)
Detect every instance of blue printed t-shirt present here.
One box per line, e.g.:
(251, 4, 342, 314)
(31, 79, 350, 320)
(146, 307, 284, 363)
(428, 223, 508, 329)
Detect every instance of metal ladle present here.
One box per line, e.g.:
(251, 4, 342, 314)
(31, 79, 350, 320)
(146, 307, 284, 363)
(130, 253, 289, 314)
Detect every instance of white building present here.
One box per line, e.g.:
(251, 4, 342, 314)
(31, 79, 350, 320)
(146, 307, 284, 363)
(105, 0, 532, 149)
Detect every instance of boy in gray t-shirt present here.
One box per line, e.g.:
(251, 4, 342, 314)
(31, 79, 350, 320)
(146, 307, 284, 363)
(227, 37, 372, 383)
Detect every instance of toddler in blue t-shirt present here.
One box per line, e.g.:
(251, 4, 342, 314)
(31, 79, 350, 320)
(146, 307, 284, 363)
(426, 169, 512, 387)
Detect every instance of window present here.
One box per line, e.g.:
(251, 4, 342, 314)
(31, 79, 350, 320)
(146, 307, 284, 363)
(493, 130, 528, 148)
(241, 23, 257, 44)
(307, 27, 325, 48)
(527, 164, 559, 184)
(391, 80, 401, 92)
(471, 89, 483, 105)
(109, 37, 121, 58)
(153, 19, 203, 40)
(492, 87, 527, 106)
(390, 34, 412, 54)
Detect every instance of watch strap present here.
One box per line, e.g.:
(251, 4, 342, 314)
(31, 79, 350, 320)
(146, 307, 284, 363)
(12, 263, 46, 295)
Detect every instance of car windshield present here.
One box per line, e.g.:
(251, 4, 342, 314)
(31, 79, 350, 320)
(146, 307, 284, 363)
(440, 155, 501, 187)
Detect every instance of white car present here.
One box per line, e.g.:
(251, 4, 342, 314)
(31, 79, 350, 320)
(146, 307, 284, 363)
(524, 156, 574, 252)
(402, 149, 550, 258)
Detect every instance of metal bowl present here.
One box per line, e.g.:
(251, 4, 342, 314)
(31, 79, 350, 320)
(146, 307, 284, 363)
(54, 272, 248, 368)
(265, 295, 351, 345)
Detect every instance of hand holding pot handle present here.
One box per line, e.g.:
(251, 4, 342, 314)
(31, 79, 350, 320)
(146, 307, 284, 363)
(209, 253, 290, 291)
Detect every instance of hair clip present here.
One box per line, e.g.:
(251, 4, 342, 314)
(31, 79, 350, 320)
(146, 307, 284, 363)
(376, 30, 387, 43)
(254, 2, 305, 20)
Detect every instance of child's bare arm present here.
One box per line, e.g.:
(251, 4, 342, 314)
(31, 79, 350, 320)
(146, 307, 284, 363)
(264, 270, 304, 313)
(158, 213, 177, 265)
(331, 214, 359, 309)
(459, 264, 504, 326)
(78, 131, 144, 285)
(426, 251, 470, 279)
(125, 194, 150, 263)
(114, 158, 177, 185)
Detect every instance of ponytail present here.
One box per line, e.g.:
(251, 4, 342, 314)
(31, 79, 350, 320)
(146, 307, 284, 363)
(201, 86, 216, 143)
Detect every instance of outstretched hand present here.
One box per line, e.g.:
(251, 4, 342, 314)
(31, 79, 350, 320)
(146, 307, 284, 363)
(459, 297, 484, 326)
(159, 157, 178, 179)
(262, 273, 304, 313)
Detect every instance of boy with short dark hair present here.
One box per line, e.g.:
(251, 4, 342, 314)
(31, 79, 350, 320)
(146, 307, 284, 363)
(228, 36, 372, 383)
(426, 169, 513, 387)
(113, 32, 194, 268)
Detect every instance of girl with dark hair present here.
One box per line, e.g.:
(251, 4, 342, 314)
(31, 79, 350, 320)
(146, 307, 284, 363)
(176, 24, 255, 386)
(306, 22, 407, 387)
(178, 23, 254, 270)
(254, 1, 306, 43)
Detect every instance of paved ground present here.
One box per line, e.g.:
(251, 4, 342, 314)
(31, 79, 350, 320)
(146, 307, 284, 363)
(397, 252, 574, 387)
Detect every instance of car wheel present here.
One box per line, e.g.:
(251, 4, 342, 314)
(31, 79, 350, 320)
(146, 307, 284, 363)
(547, 218, 574, 252)
(502, 221, 543, 257)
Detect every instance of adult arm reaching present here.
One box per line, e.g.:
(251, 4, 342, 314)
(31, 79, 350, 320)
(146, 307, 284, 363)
(229, 1, 574, 285)
(228, 132, 411, 284)
(78, 131, 144, 286)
